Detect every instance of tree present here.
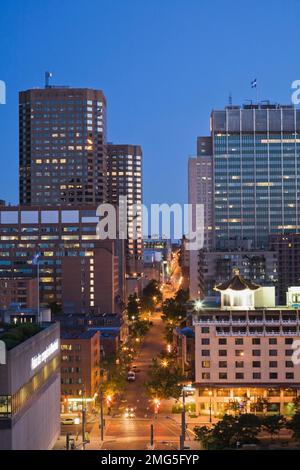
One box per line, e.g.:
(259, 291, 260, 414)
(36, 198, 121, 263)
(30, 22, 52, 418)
(48, 301, 61, 315)
(162, 289, 189, 325)
(262, 414, 286, 440)
(194, 425, 213, 450)
(127, 294, 140, 320)
(131, 319, 150, 338)
(145, 358, 184, 400)
(287, 412, 300, 441)
(141, 279, 162, 313)
(194, 414, 261, 450)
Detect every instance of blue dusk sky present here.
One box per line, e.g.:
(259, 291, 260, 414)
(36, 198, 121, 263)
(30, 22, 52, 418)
(0, 0, 300, 207)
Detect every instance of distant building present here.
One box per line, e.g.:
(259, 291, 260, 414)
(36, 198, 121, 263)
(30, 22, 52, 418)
(200, 249, 278, 301)
(60, 329, 101, 412)
(188, 137, 213, 299)
(269, 234, 300, 304)
(19, 86, 107, 206)
(173, 326, 195, 380)
(0, 322, 60, 449)
(107, 144, 143, 275)
(0, 304, 51, 324)
(193, 271, 300, 417)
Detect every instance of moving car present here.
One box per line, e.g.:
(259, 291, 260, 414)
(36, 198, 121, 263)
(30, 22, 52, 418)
(124, 407, 136, 418)
(61, 417, 81, 425)
(127, 371, 136, 382)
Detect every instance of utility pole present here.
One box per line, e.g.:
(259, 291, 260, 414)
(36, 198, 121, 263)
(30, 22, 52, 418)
(82, 387, 86, 450)
(100, 390, 105, 441)
(180, 389, 186, 450)
(150, 424, 154, 447)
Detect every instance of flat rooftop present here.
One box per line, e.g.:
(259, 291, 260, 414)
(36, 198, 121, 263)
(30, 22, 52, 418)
(0, 322, 44, 350)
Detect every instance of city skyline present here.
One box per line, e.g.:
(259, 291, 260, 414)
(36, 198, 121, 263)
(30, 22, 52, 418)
(2, 0, 300, 455)
(1, 0, 300, 208)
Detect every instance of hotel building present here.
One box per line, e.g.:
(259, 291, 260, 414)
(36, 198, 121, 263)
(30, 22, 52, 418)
(194, 271, 300, 417)
(0, 321, 60, 449)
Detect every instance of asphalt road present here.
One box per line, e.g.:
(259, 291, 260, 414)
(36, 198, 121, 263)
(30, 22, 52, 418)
(86, 313, 185, 450)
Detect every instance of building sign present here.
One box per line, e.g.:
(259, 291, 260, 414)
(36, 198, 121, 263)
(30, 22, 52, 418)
(31, 339, 59, 371)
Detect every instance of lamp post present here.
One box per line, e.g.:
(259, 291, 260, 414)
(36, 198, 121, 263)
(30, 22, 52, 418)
(180, 388, 186, 450)
(208, 390, 213, 424)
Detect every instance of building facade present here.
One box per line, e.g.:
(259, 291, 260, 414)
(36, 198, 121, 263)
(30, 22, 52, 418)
(188, 137, 213, 299)
(212, 103, 300, 250)
(0, 277, 38, 309)
(0, 205, 124, 313)
(0, 322, 60, 449)
(269, 233, 300, 304)
(60, 330, 101, 412)
(19, 87, 107, 206)
(107, 144, 143, 275)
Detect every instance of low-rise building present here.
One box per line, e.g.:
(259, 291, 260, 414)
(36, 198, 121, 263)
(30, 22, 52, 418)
(60, 329, 101, 412)
(173, 326, 195, 380)
(0, 322, 60, 449)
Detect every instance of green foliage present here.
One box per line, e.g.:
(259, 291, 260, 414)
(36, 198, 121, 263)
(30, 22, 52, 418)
(141, 280, 162, 312)
(145, 358, 184, 400)
(194, 413, 262, 450)
(172, 403, 196, 414)
(287, 412, 300, 440)
(99, 365, 126, 397)
(162, 289, 189, 325)
(127, 294, 140, 319)
(48, 301, 61, 315)
(261, 414, 286, 439)
(131, 319, 150, 338)
(0, 323, 42, 350)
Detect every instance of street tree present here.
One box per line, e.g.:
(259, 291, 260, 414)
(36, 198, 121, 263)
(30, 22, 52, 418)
(145, 358, 184, 400)
(287, 412, 300, 441)
(261, 414, 286, 440)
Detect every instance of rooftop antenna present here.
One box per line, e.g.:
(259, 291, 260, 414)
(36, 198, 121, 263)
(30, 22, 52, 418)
(228, 92, 232, 106)
(45, 71, 53, 88)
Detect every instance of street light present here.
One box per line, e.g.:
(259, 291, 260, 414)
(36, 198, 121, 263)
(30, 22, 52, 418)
(194, 299, 203, 312)
(208, 390, 213, 423)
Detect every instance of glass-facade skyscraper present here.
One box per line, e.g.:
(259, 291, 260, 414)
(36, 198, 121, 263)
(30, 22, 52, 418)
(212, 104, 300, 249)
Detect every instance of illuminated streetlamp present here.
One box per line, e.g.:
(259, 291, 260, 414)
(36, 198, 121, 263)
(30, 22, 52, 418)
(194, 299, 203, 312)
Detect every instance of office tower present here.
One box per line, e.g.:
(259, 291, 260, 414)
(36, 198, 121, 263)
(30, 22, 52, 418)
(0, 322, 60, 449)
(212, 103, 300, 250)
(269, 233, 300, 304)
(19, 86, 107, 206)
(61, 330, 100, 412)
(107, 144, 143, 275)
(201, 249, 278, 300)
(193, 271, 300, 417)
(188, 137, 213, 298)
(0, 205, 124, 314)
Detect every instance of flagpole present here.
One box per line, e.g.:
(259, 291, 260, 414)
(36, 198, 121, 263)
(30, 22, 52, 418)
(37, 259, 40, 324)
